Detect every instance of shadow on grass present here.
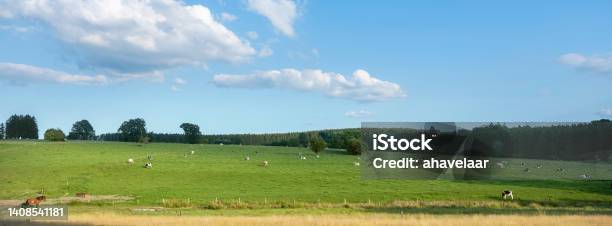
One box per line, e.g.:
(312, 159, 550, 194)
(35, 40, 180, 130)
(324, 148, 353, 156)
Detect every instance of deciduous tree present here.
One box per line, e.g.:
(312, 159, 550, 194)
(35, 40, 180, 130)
(67, 120, 96, 140)
(180, 123, 202, 144)
(118, 118, 147, 142)
(5, 114, 38, 139)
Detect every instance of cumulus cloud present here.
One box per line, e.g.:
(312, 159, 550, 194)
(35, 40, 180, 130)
(560, 53, 612, 73)
(212, 69, 405, 102)
(599, 108, 612, 117)
(0, 62, 108, 85)
(345, 110, 372, 118)
(221, 12, 237, 22)
(1, 0, 255, 80)
(247, 0, 297, 37)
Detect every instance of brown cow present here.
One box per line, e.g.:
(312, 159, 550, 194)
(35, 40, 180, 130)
(23, 196, 46, 207)
(75, 192, 88, 198)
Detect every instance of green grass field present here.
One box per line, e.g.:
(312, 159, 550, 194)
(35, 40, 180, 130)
(0, 141, 610, 215)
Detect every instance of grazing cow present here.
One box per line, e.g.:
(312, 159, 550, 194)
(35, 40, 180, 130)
(262, 160, 269, 166)
(578, 174, 591, 180)
(127, 159, 134, 164)
(75, 192, 88, 198)
(144, 162, 152, 168)
(353, 162, 360, 166)
(23, 196, 46, 207)
(245, 156, 250, 161)
(501, 191, 513, 200)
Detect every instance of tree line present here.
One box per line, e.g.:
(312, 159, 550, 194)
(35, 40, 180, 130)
(98, 125, 362, 154)
(0, 115, 96, 141)
(468, 120, 612, 161)
(2, 114, 611, 159)
(0, 115, 361, 152)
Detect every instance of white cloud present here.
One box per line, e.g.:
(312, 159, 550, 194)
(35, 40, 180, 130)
(221, 12, 237, 22)
(174, 78, 187, 85)
(0, 25, 35, 33)
(599, 108, 612, 117)
(345, 110, 372, 118)
(212, 69, 405, 102)
(560, 53, 612, 73)
(1, 0, 255, 80)
(0, 62, 108, 85)
(258, 46, 273, 57)
(247, 0, 297, 37)
(246, 31, 259, 40)
(171, 77, 187, 91)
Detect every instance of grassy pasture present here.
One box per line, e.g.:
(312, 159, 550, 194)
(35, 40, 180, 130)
(0, 141, 610, 213)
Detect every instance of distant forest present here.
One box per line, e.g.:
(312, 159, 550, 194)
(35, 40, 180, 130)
(99, 128, 361, 149)
(468, 120, 612, 161)
(362, 120, 612, 161)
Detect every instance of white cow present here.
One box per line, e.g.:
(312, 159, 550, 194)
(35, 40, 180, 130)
(127, 159, 134, 164)
(144, 162, 152, 168)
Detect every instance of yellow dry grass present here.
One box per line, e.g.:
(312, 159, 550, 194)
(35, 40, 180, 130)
(30, 213, 612, 226)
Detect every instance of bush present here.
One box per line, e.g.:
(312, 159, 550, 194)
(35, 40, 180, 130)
(346, 138, 362, 155)
(309, 134, 326, 154)
(44, 128, 65, 141)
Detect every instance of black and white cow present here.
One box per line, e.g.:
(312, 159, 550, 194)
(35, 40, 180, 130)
(502, 190, 513, 200)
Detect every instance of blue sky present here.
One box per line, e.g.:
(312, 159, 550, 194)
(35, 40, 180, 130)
(1, 0, 611, 135)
